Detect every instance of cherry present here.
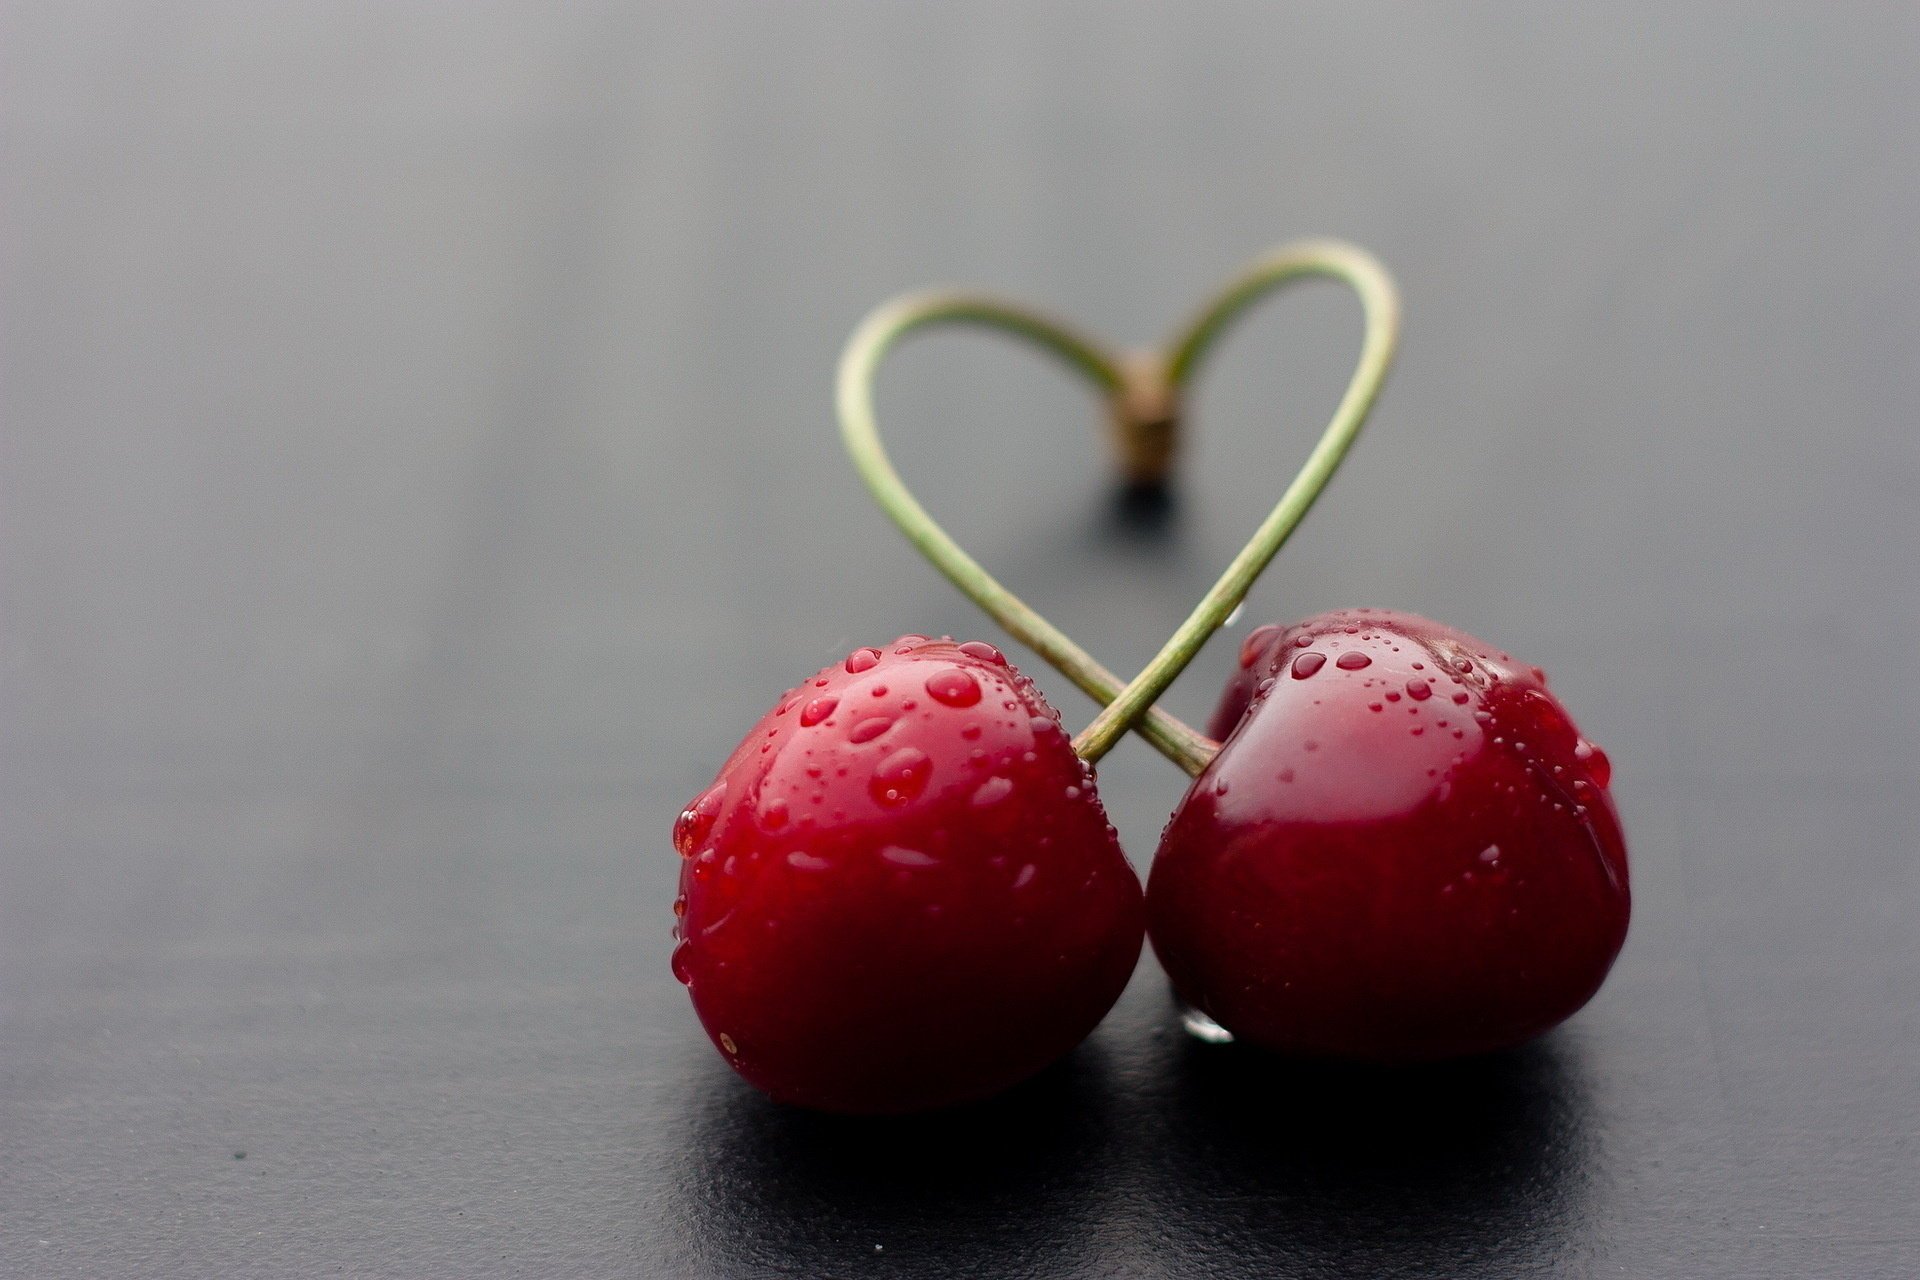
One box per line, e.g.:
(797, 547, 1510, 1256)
(672, 636, 1145, 1113)
(1149, 608, 1628, 1060)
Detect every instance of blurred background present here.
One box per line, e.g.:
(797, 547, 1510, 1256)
(3, 4, 1916, 1276)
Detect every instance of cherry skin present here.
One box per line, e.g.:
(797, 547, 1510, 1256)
(1149, 608, 1628, 1060)
(673, 636, 1144, 1113)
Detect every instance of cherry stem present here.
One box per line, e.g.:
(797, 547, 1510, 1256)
(836, 240, 1400, 776)
(836, 291, 1221, 773)
(1074, 240, 1401, 764)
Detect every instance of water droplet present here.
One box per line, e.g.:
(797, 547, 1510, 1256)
(869, 685, 888, 697)
(845, 647, 882, 673)
(674, 781, 727, 855)
(1180, 1001, 1235, 1043)
(971, 776, 1014, 807)
(1277, 767, 1295, 783)
(925, 668, 983, 707)
(763, 799, 789, 829)
(1411, 661, 1424, 670)
(1294, 635, 1313, 648)
(1574, 739, 1612, 787)
(848, 715, 893, 743)
(870, 746, 932, 805)
(958, 641, 1006, 664)
(1452, 691, 1471, 705)
(671, 895, 687, 918)
(1064, 784, 1082, 800)
(1335, 651, 1372, 670)
(1214, 776, 1230, 796)
(1406, 679, 1433, 701)
(719, 1033, 738, 1055)
(1012, 864, 1038, 890)
(1368, 702, 1383, 712)
(786, 850, 831, 871)
(1291, 652, 1327, 679)
(1240, 624, 1282, 668)
(960, 723, 982, 740)
(1030, 714, 1060, 736)
(670, 942, 693, 985)
(800, 697, 839, 727)
(892, 633, 930, 650)
(1479, 844, 1501, 864)
(881, 845, 937, 868)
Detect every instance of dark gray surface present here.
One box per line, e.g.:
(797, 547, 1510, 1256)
(3, 3, 1917, 1276)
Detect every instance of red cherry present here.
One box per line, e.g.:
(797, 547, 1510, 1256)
(1149, 608, 1628, 1060)
(674, 636, 1144, 1112)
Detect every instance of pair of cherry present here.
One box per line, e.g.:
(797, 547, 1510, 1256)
(673, 244, 1629, 1114)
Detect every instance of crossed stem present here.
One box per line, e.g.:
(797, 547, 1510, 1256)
(836, 239, 1401, 777)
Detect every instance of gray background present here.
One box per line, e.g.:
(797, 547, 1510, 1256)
(3, 3, 1916, 1276)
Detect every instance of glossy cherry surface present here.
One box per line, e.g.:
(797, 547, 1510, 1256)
(673, 636, 1144, 1113)
(1150, 608, 1628, 1060)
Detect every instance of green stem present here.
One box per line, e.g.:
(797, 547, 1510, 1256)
(1071, 240, 1402, 763)
(836, 291, 1220, 775)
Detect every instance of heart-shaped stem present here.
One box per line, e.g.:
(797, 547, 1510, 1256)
(837, 240, 1400, 776)
(1074, 239, 1401, 763)
(837, 292, 1221, 773)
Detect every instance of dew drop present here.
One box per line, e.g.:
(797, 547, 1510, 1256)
(1012, 864, 1038, 890)
(845, 647, 882, 673)
(848, 715, 893, 743)
(719, 1033, 738, 1055)
(1030, 715, 1061, 736)
(670, 942, 693, 985)
(1240, 624, 1282, 668)
(1574, 739, 1613, 787)
(1406, 678, 1433, 701)
(800, 697, 839, 727)
(1277, 767, 1295, 783)
(1452, 691, 1471, 705)
(671, 895, 687, 918)
(763, 799, 789, 829)
(958, 641, 1006, 664)
(971, 776, 1014, 807)
(1064, 784, 1082, 801)
(870, 746, 933, 805)
(881, 845, 937, 868)
(1335, 651, 1372, 670)
(1479, 844, 1501, 864)
(926, 668, 983, 707)
(1292, 652, 1327, 679)
(673, 781, 727, 856)
(786, 850, 831, 871)
(1214, 776, 1230, 796)
(960, 723, 982, 740)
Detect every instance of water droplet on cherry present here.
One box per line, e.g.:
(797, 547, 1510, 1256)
(925, 668, 983, 707)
